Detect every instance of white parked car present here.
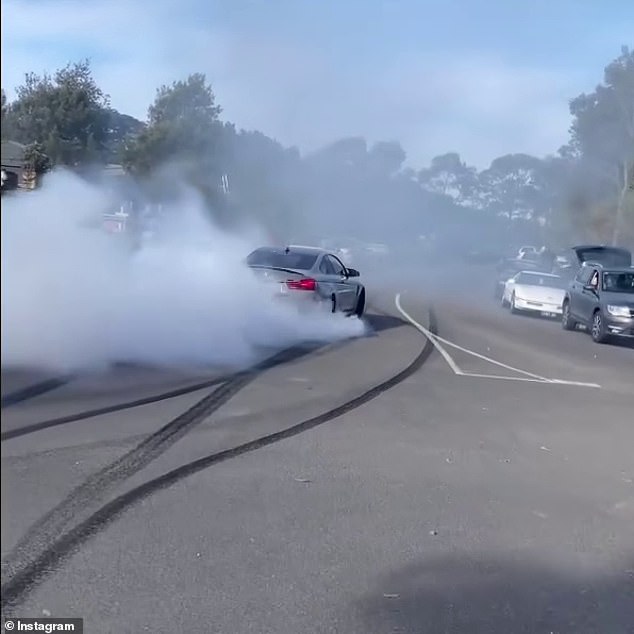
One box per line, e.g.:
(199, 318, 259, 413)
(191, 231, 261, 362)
(502, 271, 569, 317)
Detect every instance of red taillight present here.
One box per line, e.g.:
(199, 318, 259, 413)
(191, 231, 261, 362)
(286, 278, 316, 291)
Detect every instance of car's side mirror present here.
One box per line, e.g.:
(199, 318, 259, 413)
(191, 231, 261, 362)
(346, 268, 360, 277)
(583, 284, 596, 292)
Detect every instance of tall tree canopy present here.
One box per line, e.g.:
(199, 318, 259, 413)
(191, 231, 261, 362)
(122, 73, 222, 175)
(2, 60, 142, 170)
(418, 153, 479, 205)
(3, 61, 111, 166)
(568, 46, 634, 244)
(1, 47, 631, 249)
(121, 73, 229, 213)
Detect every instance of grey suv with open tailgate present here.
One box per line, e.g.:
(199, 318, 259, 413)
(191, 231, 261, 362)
(561, 263, 634, 343)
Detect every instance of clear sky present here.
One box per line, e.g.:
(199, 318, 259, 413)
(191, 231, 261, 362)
(1, 0, 632, 168)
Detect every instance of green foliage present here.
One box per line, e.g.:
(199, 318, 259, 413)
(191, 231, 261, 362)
(23, 142, 52, 175)
(1, 88, 7, 137)
(3, 60, 112, 166)
(570, 47, 633, 170)
(122, 73, 222, 176)
(418, 153, 479, 204)
(479, 154, 548, 220)
(568, 46, 634, 243)
(2, 47, 631, 247)
(121, 73, 231, 215)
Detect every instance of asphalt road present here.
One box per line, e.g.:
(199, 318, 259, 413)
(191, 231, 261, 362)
(1, 277, 633, 633)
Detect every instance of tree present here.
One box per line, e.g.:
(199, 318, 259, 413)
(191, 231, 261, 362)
(1, 89, 7, 137)
(23, 142, 52, 175)
(104, 110, 145, 162)
(478, 153, 548, 221)
(308, 137, 368, 170)
(121, 73, 230, 221)
(418, 153, 480, 206)
(3, 60, 112, 167)
(221, 126, 304, 238)
(122, 73, 223, 178)
(368, 141, 407, 176)
(568, 46, 634, 244)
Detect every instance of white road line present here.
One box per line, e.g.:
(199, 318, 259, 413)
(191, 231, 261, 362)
(431, 332, 551, 381)
(394, 292, 602, 389)
(459, 373, 554, 384)
(547, 378, 602, 388)
(462, 373, 601, 388)
(394, 293, 464, 375)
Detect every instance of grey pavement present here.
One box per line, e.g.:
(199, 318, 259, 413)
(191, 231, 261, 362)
(1, 279, 633, 633)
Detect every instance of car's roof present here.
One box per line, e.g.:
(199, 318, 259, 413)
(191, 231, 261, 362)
(253, 244, 325, 255)
(286, 244, 326, 253)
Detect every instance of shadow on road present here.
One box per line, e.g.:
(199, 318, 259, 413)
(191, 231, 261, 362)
(358, 554, 634, 634)
(607, 337, 634, 350)
(364, 313, 407, 334)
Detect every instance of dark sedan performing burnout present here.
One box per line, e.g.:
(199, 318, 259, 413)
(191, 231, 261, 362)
(246, 245, 366, 317)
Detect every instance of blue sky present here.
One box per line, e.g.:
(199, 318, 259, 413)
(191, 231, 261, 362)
(2, 0, 632, 167)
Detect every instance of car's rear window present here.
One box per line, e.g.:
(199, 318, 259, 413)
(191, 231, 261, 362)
(246, 249, 318, 270)
(516, 272, 567, 288)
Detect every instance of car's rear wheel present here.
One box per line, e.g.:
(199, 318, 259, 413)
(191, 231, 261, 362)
(561, 301, 576, 331)
(591, 310, 609, 343)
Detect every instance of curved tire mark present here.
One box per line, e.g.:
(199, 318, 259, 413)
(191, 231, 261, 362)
(1, 377, 73, 409)
(1, 376, 228, 442)
(1, 307, 437, 610)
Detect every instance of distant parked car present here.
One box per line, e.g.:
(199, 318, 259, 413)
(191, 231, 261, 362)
(502, 271, 568, 317)
(494, 258, 543, 299)
(552, 245, 632, 279)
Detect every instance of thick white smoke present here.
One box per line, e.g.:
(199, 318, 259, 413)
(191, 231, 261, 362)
(0, 171, 365, 372)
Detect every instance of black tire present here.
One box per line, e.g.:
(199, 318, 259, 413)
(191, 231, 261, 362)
(354, 290, 366, 318)
(331, 294, 337, 313)
(591, 310, 609, 343)
(501, 294, 510, 308)
(561, 301, 576, 331)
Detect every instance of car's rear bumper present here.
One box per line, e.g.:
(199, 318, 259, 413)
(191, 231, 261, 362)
(272, 288, 330, 314)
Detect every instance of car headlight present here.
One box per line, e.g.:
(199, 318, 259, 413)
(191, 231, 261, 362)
(606, 304, 630, 317)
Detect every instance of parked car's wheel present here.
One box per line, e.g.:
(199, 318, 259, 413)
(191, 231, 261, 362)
(510, 293, 521, 314)
(591, 309, 609, 343)
(561, 301, 577, 331)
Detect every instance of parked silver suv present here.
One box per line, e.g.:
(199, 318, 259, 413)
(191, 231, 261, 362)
(561, 262, 634, 343)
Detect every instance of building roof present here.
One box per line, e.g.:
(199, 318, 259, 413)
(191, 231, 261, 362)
(1, 140, 28, 167)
